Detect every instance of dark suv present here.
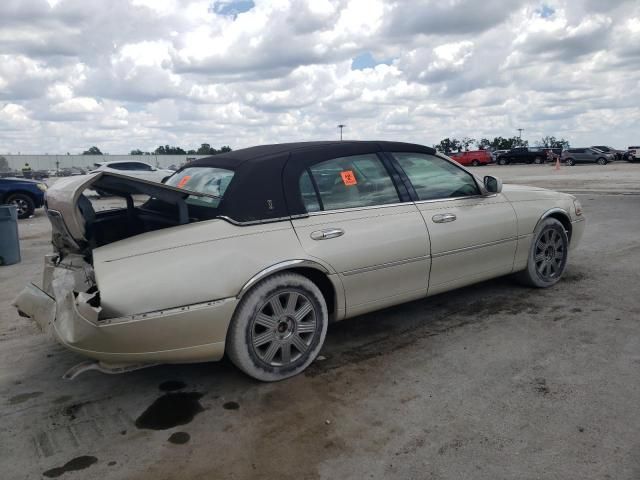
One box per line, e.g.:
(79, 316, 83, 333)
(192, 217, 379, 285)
(0, 177, 47, 218)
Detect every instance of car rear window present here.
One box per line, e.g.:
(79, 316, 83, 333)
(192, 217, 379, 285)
(165, 167, 234, 208)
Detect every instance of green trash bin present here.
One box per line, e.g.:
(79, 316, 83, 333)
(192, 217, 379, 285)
(0, 204, 21, 266)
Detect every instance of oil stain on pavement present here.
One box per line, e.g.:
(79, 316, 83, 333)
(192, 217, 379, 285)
(168, 432, 191, 444)
(42, 455, 98, 478)
(135, 392, 204, 430)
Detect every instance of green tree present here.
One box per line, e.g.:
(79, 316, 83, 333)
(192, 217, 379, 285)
(83, 146, 102, 155)
(154, 145, 187, 155)
(535, 136, 570, 149)
(460, 137, 476, 151)
(477, 138, 491, 150)
(434, 138, 462, 153)
(197, 143, 213, 155)
(130, 149, 147, 155)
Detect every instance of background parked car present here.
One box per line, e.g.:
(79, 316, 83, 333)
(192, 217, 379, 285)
(0, 177, 47, 218)
(591, 145, 625, 161)
(91, 160, 173, 183)
(562, 148, 614, 166)
(496, 147, 547, 165)
(447, 149, 493, 166)
(626, 146, 639, 162)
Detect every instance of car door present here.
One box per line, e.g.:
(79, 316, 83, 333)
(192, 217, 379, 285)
(389, 152, 518, 295)
(290, 153, 431, 317)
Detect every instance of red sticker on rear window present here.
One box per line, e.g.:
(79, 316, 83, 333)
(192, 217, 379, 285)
(176, 175, 191, 188)
(340, 170, 357, 186)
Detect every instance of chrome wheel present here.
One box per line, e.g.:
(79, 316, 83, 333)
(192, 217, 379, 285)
(10, 198, 29, 217)
(250, 290, 317, 367)
(534, 228, 566, 281)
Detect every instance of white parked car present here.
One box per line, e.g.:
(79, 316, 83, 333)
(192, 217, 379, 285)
(91, 160, 173, 183)
(15, 141, 585, 382)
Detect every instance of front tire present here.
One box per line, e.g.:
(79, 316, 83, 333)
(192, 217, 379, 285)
(471, 160, 480, 166)
(596, 157, 607, 165)
(566, 158, 575, 166)
(534, 156, 543, 164)
(226, 273, 328, 381)
(498, 158, 507, 165)
(515, 218, 569, 288)
(7, 193, 35, 219)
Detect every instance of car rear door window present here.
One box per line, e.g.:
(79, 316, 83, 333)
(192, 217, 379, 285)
(299, 154, 400, 212)
(392, 152, 480, 201)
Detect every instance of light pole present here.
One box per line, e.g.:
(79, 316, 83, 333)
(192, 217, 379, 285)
(337, 124, 346, 141)
(517, 128, 524, 146)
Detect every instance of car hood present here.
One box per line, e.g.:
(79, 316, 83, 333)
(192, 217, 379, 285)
(0, 177, 42, 185)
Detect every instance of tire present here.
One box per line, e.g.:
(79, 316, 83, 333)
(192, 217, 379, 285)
(566, 158, 575, 166)
(6, 193, 35, 219)
(498, 158, 507, 165)
(534, 157, 543, 164)
(596, 157, 607, 165)
(471, 160, 479, 166)
(515, 218, 569, 288)
(226, 272, 328, 382)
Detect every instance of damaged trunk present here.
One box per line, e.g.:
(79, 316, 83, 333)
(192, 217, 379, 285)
(45, 172, 209, 258)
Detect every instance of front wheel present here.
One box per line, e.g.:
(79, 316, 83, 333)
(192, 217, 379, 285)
(226, 273, 328, 381)
(7, 193, 35, 219)
(566, 158, 575, 166)
(515, 218, 569, 288)
(597, 157, 607, 165)
(498, 158, 507, 165)
(534, 157, 543, 164)
(471, 160, 479, 166)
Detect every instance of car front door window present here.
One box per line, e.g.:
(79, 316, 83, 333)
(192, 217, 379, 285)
(391, 153, 480, 200)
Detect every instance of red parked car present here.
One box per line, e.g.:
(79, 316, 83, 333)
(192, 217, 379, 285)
(448, 150, 492, 166)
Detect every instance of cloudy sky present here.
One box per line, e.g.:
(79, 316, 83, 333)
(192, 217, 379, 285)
(0, 0, 638, 154)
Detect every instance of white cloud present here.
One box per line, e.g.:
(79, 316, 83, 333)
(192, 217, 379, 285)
(0, 0, 639, 153)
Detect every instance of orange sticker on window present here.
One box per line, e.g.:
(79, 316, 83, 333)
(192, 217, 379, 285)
(176, 175, 191, 188)
(340, 170, 357, 186)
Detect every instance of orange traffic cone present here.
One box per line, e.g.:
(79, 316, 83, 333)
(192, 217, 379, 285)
(554, 156, 560, 170)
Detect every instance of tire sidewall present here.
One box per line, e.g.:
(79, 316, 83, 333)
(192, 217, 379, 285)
(227, 273, 328, 382)
(526, 218, 569, 287)
(8, 193, 35, 219)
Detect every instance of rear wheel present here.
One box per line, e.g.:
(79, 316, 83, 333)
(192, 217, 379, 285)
(534, 156, 543, 164)
(597, 157, 607, 165)
(471, 160, 480, 166)
(515, 218, 568, 288)
(566, 158, 575, 166)
(498, 158, 507, 165)
(6, 193, 35, 219)
(226, 273, 328, 381)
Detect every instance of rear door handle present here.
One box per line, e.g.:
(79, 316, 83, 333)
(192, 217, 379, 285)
(432, 213, 457, 223)
(310, 228, 344, 240)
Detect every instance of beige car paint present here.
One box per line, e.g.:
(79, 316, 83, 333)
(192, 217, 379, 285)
(13, 162, 585, 373)
(291, 203, 430, 317)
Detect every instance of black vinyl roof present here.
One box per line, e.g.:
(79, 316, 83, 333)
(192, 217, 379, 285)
(181, 141, 436, 223)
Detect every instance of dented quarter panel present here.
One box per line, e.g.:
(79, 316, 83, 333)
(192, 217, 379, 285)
(92, 219, 322, 318)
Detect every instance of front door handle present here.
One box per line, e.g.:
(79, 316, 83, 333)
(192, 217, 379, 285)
(432, 213, 457, 223)
(310, 228, 344, 240)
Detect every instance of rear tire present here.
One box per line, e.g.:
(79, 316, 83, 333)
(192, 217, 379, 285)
(498, 158, 507, 165)
(471, 160, 479, 166)
(534, 157, 543, 164)
(6, 193, 35, 219)
(566, 158, 575, 166)
(515, 218, 569, 288)
(226, 273, 328, 382)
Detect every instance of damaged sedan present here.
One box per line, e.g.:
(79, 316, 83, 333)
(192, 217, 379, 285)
(14, 141, 585, 381)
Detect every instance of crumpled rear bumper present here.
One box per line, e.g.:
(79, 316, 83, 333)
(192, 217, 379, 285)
(13, 257, 237, 365)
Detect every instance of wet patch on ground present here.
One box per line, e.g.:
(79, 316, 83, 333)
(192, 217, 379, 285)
(168, 432, 191, 444)
(159, 380, 186, 392)
(42, 455, 98, 478)
(223, 401, 240, 410)
(8, 391, 42, 404)
(135, 392, 204, 430)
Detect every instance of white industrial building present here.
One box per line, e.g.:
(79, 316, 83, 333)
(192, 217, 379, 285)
(1, 154, 211, 172)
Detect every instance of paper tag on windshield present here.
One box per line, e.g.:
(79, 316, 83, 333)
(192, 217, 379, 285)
(177, 175, 191, 188)
(340, 170, 357, 186)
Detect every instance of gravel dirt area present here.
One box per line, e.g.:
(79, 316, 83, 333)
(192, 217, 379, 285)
(1, 163, 639, 479)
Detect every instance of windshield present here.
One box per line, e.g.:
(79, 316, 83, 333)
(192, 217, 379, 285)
(165, 167, 234, 208)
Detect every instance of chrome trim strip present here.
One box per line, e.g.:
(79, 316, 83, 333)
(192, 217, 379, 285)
(534, 207, 572, 232)
(341, 255, 430, 277)
(217, 215, 297, 226)
(431, 236, 517, 258)
(306, 201, 411, 217)
(414, 194, 495, 205)
(237, 259, 331, 298)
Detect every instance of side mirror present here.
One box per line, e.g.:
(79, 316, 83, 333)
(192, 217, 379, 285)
(483, 175, 502, 194)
